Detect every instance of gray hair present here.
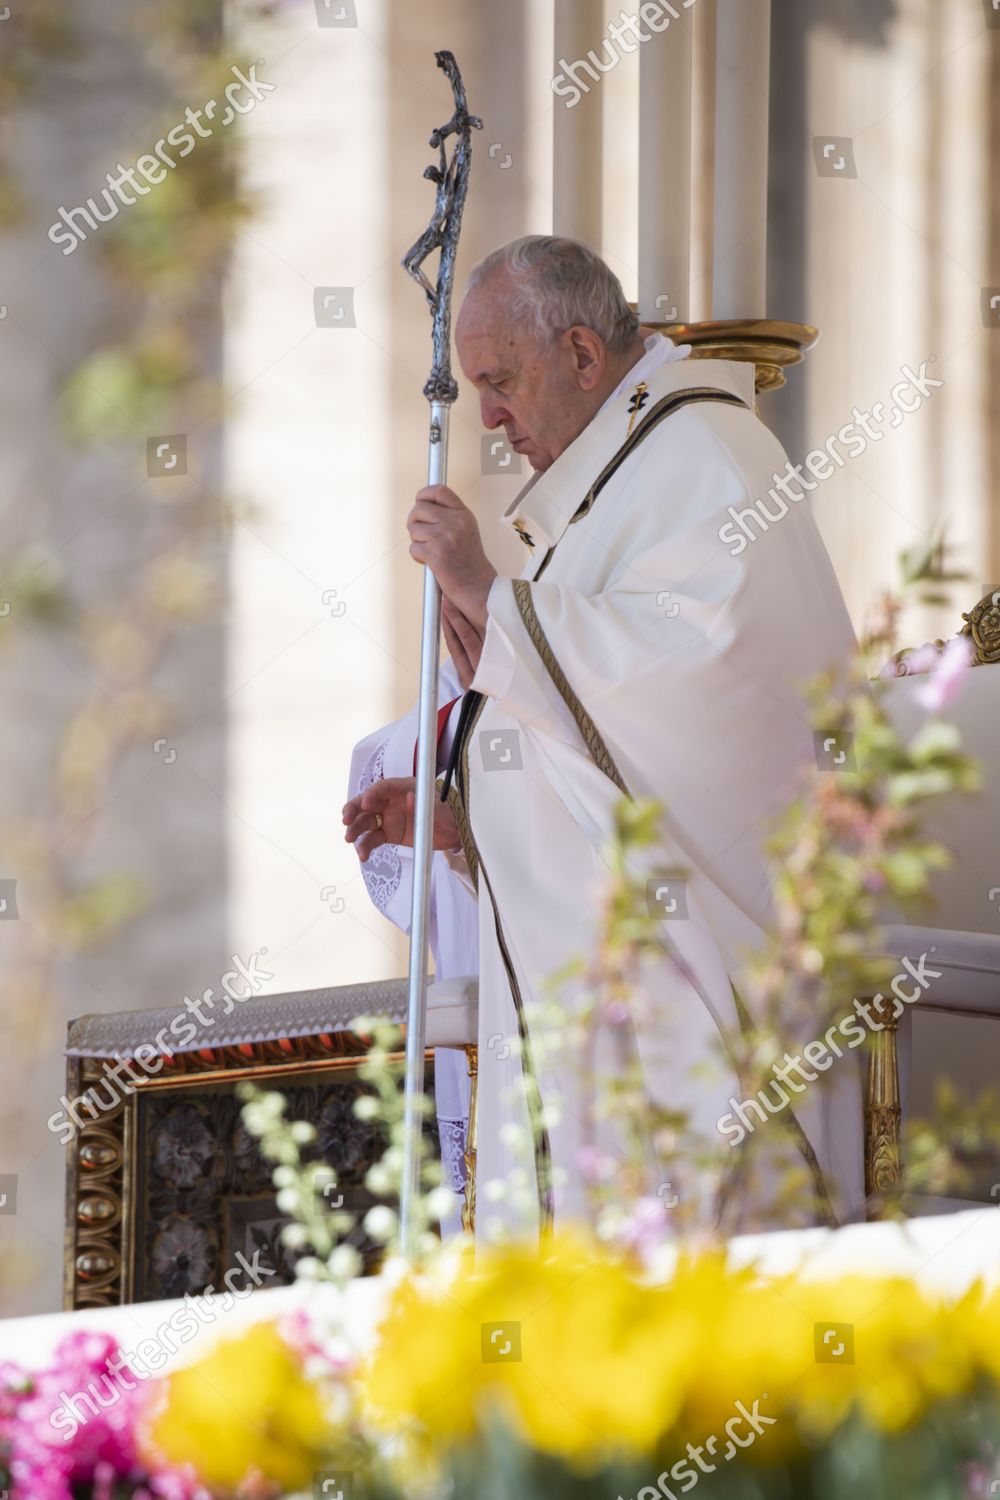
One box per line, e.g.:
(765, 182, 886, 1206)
(465, 236, 640, 356)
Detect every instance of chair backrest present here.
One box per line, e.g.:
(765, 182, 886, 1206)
(882, 666, 1000, 936)
(875, 666, 1000, 1212)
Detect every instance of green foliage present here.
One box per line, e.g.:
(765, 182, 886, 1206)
(903, 1080, 1000, 1202)
(53, 874, 147, 951)
(379, 1394, 1000, 1500)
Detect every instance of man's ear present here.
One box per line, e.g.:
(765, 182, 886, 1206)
(566, 325, 607, 391)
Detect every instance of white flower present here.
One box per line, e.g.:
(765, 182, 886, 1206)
(426, 1185, 458, 1221)
(363, 1204, 398, 1243)
(365, 1163, 393, 1196)
(327, 1243, 362, 1280)
(294, 1256, 326, 1281)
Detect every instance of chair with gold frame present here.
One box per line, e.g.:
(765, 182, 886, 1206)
(865, 586, 1000, 1209)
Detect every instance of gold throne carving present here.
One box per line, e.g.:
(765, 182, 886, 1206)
(864, 585, 1000, 1213)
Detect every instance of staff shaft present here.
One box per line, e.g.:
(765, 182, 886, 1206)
(400, 401, 450, 1256)
(398, 48, 480, 1260)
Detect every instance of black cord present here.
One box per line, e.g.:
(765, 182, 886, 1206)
(439, 690, 482, 802)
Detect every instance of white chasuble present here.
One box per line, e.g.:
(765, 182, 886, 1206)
(445, 355, 866, 1243)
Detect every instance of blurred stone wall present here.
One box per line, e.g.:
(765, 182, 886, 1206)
(0, 2, 229, 1314)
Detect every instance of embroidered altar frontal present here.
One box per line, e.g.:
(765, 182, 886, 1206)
(61, 979, 438, 1310)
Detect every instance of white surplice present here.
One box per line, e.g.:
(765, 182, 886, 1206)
(347, 661, 476, 1233)
(437, 347, 866, 1241)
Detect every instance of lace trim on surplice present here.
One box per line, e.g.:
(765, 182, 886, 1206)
(438, 1116, 468, 1192)
(357, 740, 402, 916)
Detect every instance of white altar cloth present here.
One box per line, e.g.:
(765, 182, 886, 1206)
(3, 1210, 997, 1376)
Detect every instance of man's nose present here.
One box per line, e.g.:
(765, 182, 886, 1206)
(480, 392, 510, 430)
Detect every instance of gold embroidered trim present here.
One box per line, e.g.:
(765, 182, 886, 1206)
(454, 694, 554, 1230)
(531, 387, 749, 582)
(481, 861, 555, 1231)
(512, 387, 839, 1218)
(456, 691, 488, 812)
(452, 387, 747, 1230)
(511, 578, 631, 799)
(443, 778, 479, 891)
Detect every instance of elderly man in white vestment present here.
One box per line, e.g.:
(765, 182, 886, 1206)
(343, 236, 865, 1242)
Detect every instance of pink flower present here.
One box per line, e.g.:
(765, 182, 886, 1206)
(2, 1332, 208, 1500)
(880, 641, 942, 679)
(280, 1307, 357, 1379)
(615, 1195, 670, 1262)
(577, 1145, 617, 1185)
(914, 634, 973, 714)
(963, 1458, 1000, 1499)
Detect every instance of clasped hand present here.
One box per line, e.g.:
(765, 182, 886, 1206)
(407, 484, 496, 690)
(343, 487, 495, 866)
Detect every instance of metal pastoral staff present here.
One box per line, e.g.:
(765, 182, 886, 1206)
(398, 50, 482, 1256)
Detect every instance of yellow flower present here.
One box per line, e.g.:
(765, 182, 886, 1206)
(362, 1233, 679, 1470)
(790, 1274, 977, 1437)
(142, 1321, 336, 1492)
(361, 1234, 999, 1477)
(656, 1254, 805, 1454)
(952, 1280, 1000, 1391)
(362, 1239, 786, 1470)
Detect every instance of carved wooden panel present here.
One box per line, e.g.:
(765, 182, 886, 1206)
(63, 990, 439, 1309)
